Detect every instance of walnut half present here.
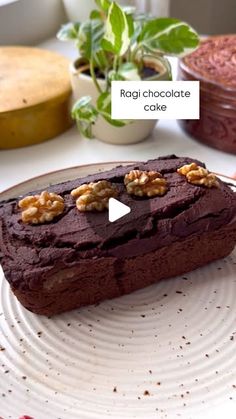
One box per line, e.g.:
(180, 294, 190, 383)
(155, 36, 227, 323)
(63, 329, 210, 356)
(19, 191, 65, 224)
(71, 180, 118, 211)
(177, 163, 220, 188)
(124, 170, 167, 197)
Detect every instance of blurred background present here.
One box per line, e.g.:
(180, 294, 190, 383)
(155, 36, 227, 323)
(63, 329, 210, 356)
(0, 0, 236, 45)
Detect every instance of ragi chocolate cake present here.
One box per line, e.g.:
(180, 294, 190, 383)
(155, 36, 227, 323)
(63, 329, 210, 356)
(0, 155, 236, 316)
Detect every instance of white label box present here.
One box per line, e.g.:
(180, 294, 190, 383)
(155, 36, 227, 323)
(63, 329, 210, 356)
(111, 81, 199, 120)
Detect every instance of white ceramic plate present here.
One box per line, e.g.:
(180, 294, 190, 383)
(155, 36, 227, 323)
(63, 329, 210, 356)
(0, 163, 236, 419)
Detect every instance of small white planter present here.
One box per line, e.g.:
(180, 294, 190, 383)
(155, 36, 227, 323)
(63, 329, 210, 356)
(70, 56, 170, 145)
(62, 0, 95, 22)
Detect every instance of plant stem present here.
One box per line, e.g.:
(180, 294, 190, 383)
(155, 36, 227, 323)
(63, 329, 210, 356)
(127, 47, 131, 62)
(90, 59, 102, 94)
(113, 55, 119, 72)
(105, 68, 110, 91)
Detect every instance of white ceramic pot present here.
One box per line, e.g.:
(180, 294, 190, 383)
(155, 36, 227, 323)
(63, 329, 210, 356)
(70, 56, 170, 145)
(62, 0, 95, 22)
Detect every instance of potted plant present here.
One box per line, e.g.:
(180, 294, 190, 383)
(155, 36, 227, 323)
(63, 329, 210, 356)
(57, 0, 199, 144)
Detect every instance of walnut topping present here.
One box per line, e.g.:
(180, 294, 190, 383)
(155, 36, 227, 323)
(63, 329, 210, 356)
(124, 170, 167, 197)
(71, 180, 118, 211)
(19, 191, 65, 224)
(177, 163, 220, 188)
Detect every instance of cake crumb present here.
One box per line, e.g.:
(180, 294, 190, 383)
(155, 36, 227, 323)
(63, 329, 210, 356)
(113, 386, 117, 393)
(144, 390, 150, 396)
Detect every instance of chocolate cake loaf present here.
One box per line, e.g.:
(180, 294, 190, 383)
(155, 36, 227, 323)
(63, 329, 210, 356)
(0, 155, 236, 316)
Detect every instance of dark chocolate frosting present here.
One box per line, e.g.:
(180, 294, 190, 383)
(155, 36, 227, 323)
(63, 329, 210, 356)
(0, 155, 235, 290)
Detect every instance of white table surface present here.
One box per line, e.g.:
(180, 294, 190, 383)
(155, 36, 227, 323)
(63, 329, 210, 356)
(0, 38, 236, 193)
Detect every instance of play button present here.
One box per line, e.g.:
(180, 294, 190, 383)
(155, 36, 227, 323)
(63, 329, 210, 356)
(108, 198, 131, 222)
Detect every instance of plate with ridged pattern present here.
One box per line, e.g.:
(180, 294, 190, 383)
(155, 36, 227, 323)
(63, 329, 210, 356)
(0, 163, 236, 419)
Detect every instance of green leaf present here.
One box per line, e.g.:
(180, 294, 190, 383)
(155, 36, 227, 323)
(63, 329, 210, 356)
(97, 92, 126, 127)
(118, 62, 140, 81)
(126, 13, 134, 39)
(71, 96, 98, 138)
(93, 50, 108, 69)
(78, 19, 105, 66)
(96, 91, 113, 120)
(139, 18, 199, 56)
(95, 0, 111, 12)
(127, 11, 153, 47)
(107, 63, 140, 83)
(108, 70, 124, 82)
(101, 2, 132, 56)
(90, 9, 103, 20)
(57, 22, 80, 41)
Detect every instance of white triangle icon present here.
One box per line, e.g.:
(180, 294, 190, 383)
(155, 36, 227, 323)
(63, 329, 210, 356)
(108, 198, 131, 222)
